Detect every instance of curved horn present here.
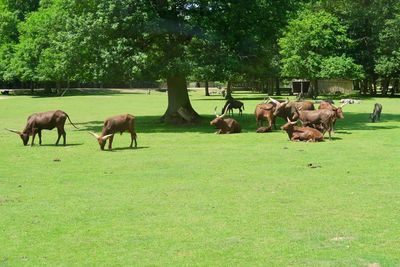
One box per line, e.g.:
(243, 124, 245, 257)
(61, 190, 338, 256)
(88, 131, 100, 139)
(286, 117, 296, 125)
(5, 128, 21, 135)
(101, 134, 113, 141)
(340, 102, 348, 108)
(214, 106, 219, 117)
(269, 97, 279, 104)
(220, 103, 230, 118)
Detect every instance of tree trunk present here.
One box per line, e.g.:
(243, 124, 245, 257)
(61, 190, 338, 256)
(162, 74, 200, 124)
(225, 81, 232, 99)
(361, 79, 368, 95)
(308, 79, 318, 98)
(204, 80, 210, 96)
(391, 79, 399, 96)
(275, 78, 280, 96)
(30, 81, 34, 94)
(353, 80, 360, 93)
(368, 78, 376, 96)
(381, 78, 390, 96)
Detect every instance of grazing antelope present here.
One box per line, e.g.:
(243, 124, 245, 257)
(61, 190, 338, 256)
(89, 114, 137, 150)
(5, 110, 78, 146)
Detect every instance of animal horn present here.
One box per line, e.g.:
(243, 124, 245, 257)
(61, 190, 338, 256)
(214, 106, 219, 117)
(5, 128, 21, 135)
(101, 134, 113, 140)
(269, 97, 279, 104)
(220, 103, 230, 118)
(286, 117, 296, 125)
(88, 131, 100, 139)
(340, 102, 348, 108)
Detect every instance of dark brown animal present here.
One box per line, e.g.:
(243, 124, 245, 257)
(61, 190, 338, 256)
(318, 101, 346, 129)
(255, 102, 276, 130)
(89, 114, 137, 150)
(370, 103, 382, 122)
(292, 107, 335, 139)
(210, 105, 241, 134)
(281, 118, 324, 142)
(269, 98, 315, 121)
(5, 110, 78, 146)
(222, 98, 245, 116)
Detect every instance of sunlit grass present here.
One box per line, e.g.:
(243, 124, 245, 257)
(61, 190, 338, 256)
(0, 90, 399, 266)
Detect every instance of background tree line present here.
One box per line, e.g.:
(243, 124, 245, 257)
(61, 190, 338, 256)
(0, 0, 399, 121)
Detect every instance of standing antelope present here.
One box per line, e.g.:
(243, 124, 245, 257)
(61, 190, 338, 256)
(89, 114, 137, 150)
(5, 110, 78, 146)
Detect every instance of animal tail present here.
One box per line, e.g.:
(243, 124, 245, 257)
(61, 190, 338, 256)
(65, 113, 79, 129)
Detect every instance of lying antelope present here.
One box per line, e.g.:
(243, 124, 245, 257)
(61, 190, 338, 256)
(89, 114, 137, 150)
(281, 117, 324, 142)
(210, 104, 241, 134)
(5, 110, 78, 146)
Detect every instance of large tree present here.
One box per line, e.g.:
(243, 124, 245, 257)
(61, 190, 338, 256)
(279, 9, 362, 97)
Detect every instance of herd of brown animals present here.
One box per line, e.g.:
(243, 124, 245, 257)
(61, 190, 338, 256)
(211, 97, 348, 142)
(5, 96, 381, 148)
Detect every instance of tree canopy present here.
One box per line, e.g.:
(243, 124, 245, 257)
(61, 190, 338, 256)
(0, 0, 399, 121)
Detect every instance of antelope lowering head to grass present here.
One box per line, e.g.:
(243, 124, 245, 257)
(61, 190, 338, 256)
(5, 110, 78, 146)
(89, 114, 137, 150)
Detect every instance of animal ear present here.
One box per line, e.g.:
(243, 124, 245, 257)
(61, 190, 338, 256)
(101, 134, 113, 140)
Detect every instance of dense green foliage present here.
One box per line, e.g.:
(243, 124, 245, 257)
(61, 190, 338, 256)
(1, 91, 400, 265)
(1, 0, 400, 98)
(279, 10, 362, 80)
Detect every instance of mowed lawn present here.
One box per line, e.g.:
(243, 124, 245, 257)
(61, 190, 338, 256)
(0, 90, 399, 266)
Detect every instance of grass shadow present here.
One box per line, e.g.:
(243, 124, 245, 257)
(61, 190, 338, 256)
(38, 143, 84, 147)
(73, 111, 400, 134)
(111, 146, 149, 151)
(28, 88, 153, 98)
(338, 113, 400, 131)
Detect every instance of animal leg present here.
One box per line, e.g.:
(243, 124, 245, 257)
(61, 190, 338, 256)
(272, 117, 277, 130)
(108, 135, 114, 150)
(38, 130, 42, 145)
(31, 129, 37, 146)
(56, 127, 66, 145)
(130, 132, 137, 148)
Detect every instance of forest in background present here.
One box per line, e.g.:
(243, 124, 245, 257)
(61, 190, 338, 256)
(1, 0, 399, 121)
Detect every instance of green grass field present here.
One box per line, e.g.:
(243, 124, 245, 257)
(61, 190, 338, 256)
(0, 90, 399, 266)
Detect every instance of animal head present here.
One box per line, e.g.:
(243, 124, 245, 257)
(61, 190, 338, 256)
(291, 106, 302, 120)
(270, 97, 289, 116)
(210, 104, 230, 127)
(88, 132, 113, 150)
(333, 103, 347, 119)
(5, 128, 29, 145)
(280, 117, 297, 131)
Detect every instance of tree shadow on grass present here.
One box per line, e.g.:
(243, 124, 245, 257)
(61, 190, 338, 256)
(38, 143, 84, 147)
(106, 146, 150, 152)
(74, 114, 263, 134)
(73, 112, 399, 134)
(28, 88, 155, 98)
(338, 113, 400, 131)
